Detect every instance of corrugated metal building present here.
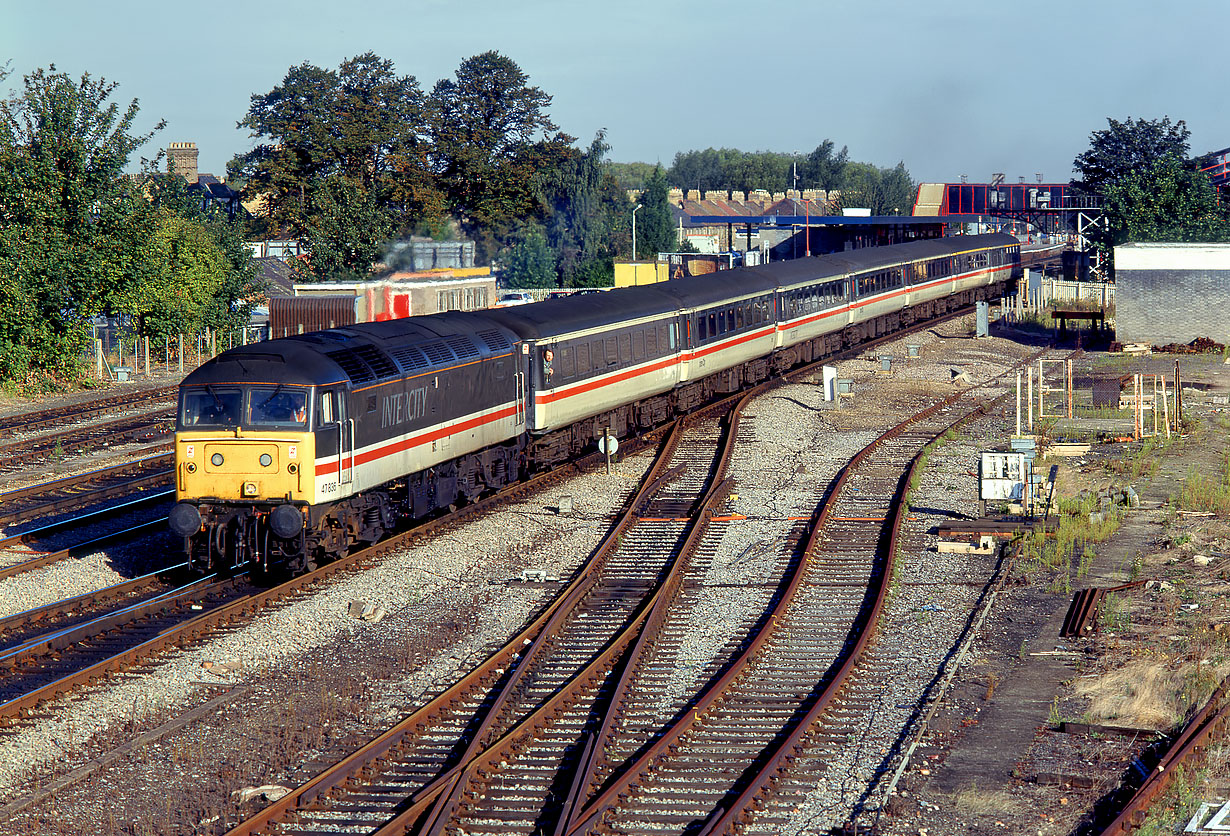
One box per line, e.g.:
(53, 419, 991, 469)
(1115, 242, 1230, 345)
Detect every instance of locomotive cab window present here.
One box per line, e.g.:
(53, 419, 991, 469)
(180, 386, 242, 429)
(250, 386, 310, 428)
(318, 389, 337, 425)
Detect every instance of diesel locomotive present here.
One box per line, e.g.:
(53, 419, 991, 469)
(169, 233, 1020, 574)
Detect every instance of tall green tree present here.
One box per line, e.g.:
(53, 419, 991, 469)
(1071, 117, 1230, 270)
(132, 174, 263, 335)
(637, 165, 676, 258)
(231, 53, 431, 250)
(299, 173, 393, 282)
(834, 161, 915, 215)
(502, 225, 556, 289)
(1101, 154, 1230, 245)
(0, 65, 162, 389)
(539, 132, 628, 286)
(1073, 116, 1192, 195)
(429, 51, 575, 257)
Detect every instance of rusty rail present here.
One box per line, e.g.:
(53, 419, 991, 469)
(1097, 679, 1230, 834)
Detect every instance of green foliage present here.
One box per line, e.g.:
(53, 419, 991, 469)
(637, 165, 676, 258)
(1102, 154, 1230, 245)
(503, 226, 556, 289)
(668, 142, 849, 194)
(605, 161, 658, 191)
(1072, 117, 1230, 270)
(299, 174, 393, 282)
(430, 51, 575, 258)
(539, 132, 627, 283)
(835, 161, 916, 215)
(0, 65, 163, 391)
(1073, 116, 1192, 194)
(231, 53, 431, 244)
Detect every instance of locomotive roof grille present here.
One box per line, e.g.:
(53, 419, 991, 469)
(388, 345, 430, 372)
(420, 341, 455, 366)
(326, 344, 399, 383)
(445, 334, 479, 360)
(477, 328, 511, 353)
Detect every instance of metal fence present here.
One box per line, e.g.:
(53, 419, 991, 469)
(86, 325, 271, 381)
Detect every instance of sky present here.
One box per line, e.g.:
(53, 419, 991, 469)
(4, 0, 1226, 187)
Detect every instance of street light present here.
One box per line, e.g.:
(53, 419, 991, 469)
(632, 203, 643, 261)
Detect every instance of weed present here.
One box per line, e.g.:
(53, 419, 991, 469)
(1047, 696, 1062, 727)
(1099, 592, 1130, 632)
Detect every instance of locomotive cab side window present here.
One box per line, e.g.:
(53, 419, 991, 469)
(318, 389, 337, 426)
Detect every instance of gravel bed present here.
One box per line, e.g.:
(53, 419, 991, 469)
(1, 449, 656, 832)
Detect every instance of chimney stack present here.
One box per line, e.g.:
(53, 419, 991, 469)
(167, 142, 199, 183)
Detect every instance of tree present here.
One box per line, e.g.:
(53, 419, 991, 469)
(637, 165, 676, 257)
(1101, 154, 1230, 245)
(834, 161, 916, 215)
(299, 174, 393, 282)
(539, 132, 628, 286)
(503, 225, 556, 289)
(1071, 117, 1230, 269)
(231, 53, 431, 242)
(429, 51, 574, 255)
(0, 65, 163, 389)
(799, 141, 849, 191)
(1073, 116, 1191, 194)
(133, 175, 263, 334)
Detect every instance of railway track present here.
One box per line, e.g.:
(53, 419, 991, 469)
(0, 410, 174, 473)
(0, 498, 171, 580)
(218, 357, 1022, 836)
(0, 417, 675, 747)
(0, 384, 177, 440)
(0, 454, 173, 527)
(219, 393, 742, 836)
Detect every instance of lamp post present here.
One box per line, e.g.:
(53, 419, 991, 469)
(632, 203, 643, 262)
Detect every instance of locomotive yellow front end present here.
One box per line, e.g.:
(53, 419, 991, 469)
(171, 381, 317, 573)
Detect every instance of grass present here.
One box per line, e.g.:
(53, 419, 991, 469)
(953, 783, 1019, 816)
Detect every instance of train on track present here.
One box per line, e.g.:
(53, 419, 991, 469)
(169, 233, 1020, 573)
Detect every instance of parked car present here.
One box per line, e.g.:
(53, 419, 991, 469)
(497, 291, 535, 306)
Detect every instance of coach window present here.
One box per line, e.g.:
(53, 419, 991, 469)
(577, 343, 590, 375)
(619, 333, 631, 363)
(697, 315, 707, 342)
(708, 312, 717, 339)
(605, 336, 618, 366)
(632, 330, 645, 361)
(560, 346, 575, 379)
(735, 306, 744, 329)
(669, 323, 678, 350)
(717, 310, 725, 334)
(646, 326, 657, 356)
(592, 340, 605, 369)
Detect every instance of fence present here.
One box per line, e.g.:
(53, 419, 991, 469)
(88, 325, 271, 381)
(1042, 278, 1115, 308)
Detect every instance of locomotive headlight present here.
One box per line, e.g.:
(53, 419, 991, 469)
(211, 453, 224, 467)
(259, 453, 272, 467)
(288, 463, 298, 474)
(185, 462, 196, 473)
